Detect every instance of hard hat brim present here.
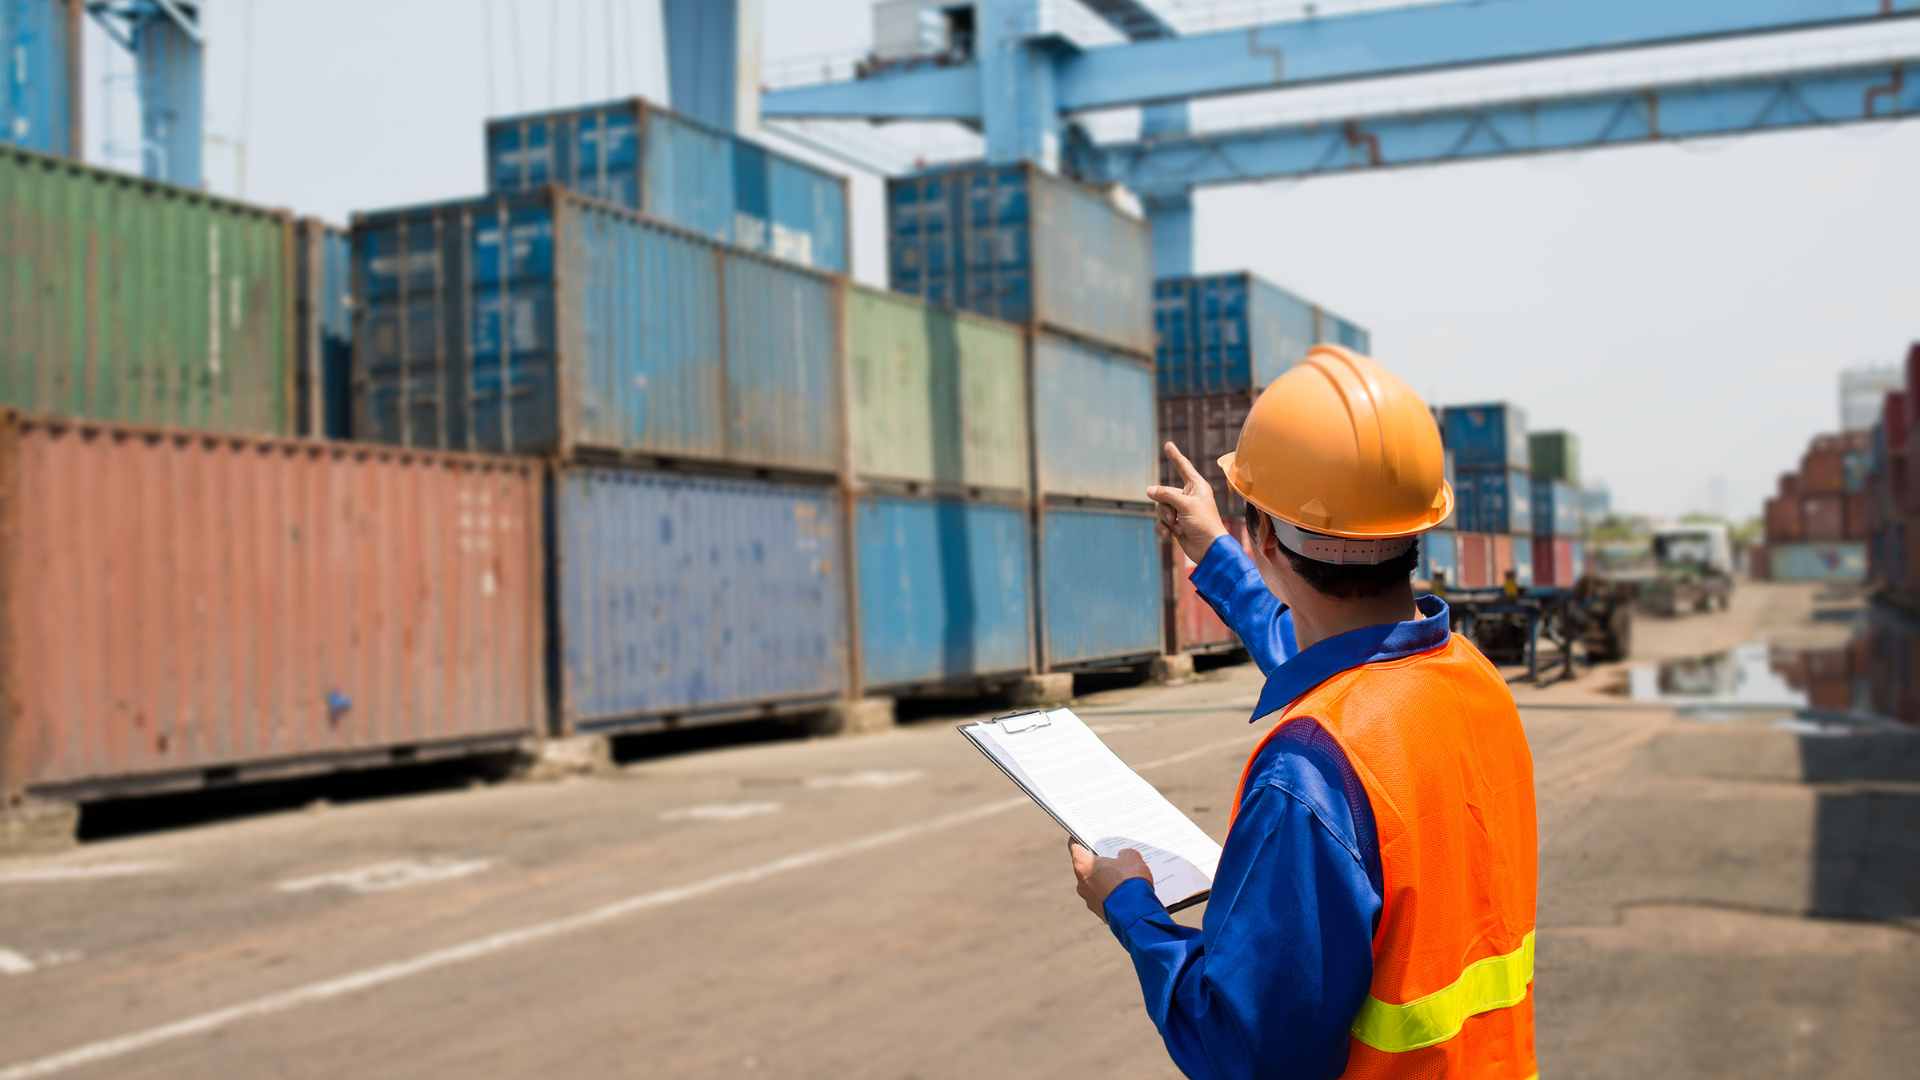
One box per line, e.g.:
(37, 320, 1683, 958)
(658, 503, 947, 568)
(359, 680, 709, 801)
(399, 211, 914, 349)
(1219, 451, 1456, 542)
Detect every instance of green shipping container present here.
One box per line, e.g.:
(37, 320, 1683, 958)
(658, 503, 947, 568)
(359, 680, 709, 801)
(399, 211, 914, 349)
(845, 285, 1029, 493)
(1, 146, 293, 434)
(1528, 430, 1581, 486)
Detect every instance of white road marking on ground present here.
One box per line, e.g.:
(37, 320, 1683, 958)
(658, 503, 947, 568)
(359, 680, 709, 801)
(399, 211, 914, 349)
(276, 858, 494, 896)
(0, 862, 177, 886)
(804, 770, 924, 790)
(0, 733, 1244, 1080)
(659, 801, 784, 822)
(0, 949, 35, 976)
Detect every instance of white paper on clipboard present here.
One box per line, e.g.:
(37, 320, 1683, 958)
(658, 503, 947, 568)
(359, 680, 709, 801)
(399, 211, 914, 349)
(960, 707, 1221, 912)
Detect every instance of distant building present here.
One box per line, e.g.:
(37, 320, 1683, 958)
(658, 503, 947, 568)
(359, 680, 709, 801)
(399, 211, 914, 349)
(1840, 366, 1902, 432)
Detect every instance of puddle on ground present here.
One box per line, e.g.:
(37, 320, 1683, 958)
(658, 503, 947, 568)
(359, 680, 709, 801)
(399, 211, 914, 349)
(1624, 624, 1918, 733)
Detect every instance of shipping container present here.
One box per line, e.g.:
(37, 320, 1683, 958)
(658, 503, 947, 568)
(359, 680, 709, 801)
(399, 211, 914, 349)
(1033, 333, 1156, 502)
(1166, 519, 1251, 653)
(888, 162, 1153, 355)
(1779, 472, 1801, 498)
(1442, 403, 1529, 471)
(352, 188, 842, 470)
(1802, 493, 1847, 542)
(1530, 478, 1583, 537)
(1750, 544, 1771, 581)
(1458, 533, 1495, 589)
(1533, 537, 1578, 588)
(0, 0, 80, 157)
(1039, 506, 1163, 668)
(1158, 391, 1255, 522)
(553, 467, 848, 732)
(1512, 536, 1535, 587)
(1846, 492, 1870, 540)
(853, 495, 1033, 690)
(1315, 307, 1372, 355)
(1152, 272, 1315, 394)
(1528, 430, 1580, 486)
(1, 145, 295, 434)
(1766, 495, 1805, 543)
(1765, 542, 1867, 583)
(845, 286, 1027, 493)
(294, 219, 353, 439)
(1419, 529, 1459, 589)
(1460, 467, 1533, 535)
(484, 98, 850, 273)
(0, 412, 545, 804)
(1492, 535, 1517, 588)
(1888, 391, 1911, 450)
(1570, 539, 1587, 582)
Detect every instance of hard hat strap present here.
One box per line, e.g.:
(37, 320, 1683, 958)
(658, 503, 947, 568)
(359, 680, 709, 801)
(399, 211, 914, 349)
(1265, 513, 1417, 567)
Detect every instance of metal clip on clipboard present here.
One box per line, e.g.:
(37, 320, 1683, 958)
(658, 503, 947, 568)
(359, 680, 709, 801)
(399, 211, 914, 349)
(992, 710, 1053, 734)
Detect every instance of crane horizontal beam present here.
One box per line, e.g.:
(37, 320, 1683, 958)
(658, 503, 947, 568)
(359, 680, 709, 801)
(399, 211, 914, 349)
(761, 1, 1920, 121)
(1087, 60, 1918, 196)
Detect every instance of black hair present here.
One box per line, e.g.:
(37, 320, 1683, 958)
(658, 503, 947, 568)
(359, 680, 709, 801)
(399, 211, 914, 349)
(1252, 513, 1421, 601)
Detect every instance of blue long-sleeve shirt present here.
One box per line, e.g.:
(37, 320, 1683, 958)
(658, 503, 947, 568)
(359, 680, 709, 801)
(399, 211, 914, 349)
(1102, 535, 1454, 1079)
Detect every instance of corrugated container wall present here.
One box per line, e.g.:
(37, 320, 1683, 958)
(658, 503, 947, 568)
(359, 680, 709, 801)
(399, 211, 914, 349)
(484, 98, 850, 273)
(0, 0, 78, 156)
(854, 496, 1033, 689)
(1765, 542, 1867, 583)
(0, 413, 547, 803)
(1532, 479, 1583, 536)
(1461, 468, 1533, 535)
(1033, 334, 1156, 501)
(1458, 533, 1494, 589)
(1040, 508, 1163, 668)
(352, 189, 841, 472)
(1167, 519, 1251, 653)
(887, 162, 1153, 355)
(294, 220, 353, 438)
(1512, 536, 1535, 587)
(1528, 431, 1580, 485)
(1420, 530, 1459, 587)
(1153, 272, 1315, 394)
(1801, 493, 1847, 542)
(1315, 307, 1371, 355)
(1491, 535, 1517, 585)
(845, 286, 1029, 493)
(1, 146, 294, 434)
(1158, 392, 1255, 523)
(553, 468, 848, 732)
(1443, 404, 1529, 471)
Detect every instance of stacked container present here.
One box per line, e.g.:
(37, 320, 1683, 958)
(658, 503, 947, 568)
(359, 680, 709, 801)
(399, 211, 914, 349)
(1445, 403, 1532, 587)
(1528, 429, 1584, 587)
(294, 219, 354, 439)
(1757, 429, 1870, 582)
(889, 162, 1161, 672)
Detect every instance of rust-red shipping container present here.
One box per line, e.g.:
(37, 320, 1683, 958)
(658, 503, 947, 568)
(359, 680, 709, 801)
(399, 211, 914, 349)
(0, 413, 547, 805)
(1800, 448, 1846, 494)
(1158, 392, 1256, 523)
(1907, 344, 1920, 427)
(1458, 533, 1494, 589)
(1765, 495, 1804, 543)
(1165, 518, 1250, 653)
(1887, 392, 1910, 451)
(1750, 545, 1770, 581)
(1533, 538, 1558, 588)
(1491, 535, 1516, 587)
(1845, 493, 1870, 540)
(1800, 493, 1847, 542)
(1778, 472, 1800, 499)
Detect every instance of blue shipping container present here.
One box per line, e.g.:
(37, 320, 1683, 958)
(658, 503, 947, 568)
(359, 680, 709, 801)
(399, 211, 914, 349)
(855, 496, 1033, 689)
(888, 162, 1153, 355)
(1153, 272, 1318, 394)
(351, 188, 841, 470)
(485, 98, 850, 273)
(1420, 530, 1459, 587)
(1766, 542, 1867, 584)
(1033, 333, 1157, 502)
(1443, 403, 1529, 471)
(555, 468, 848, 730)
(1531, 479, 1585, 537)
(1461, 467, 1533, 535)
(1570, 539, 1587, 581)
(296, 220, 353, 438)
(1317, 307, 1372, 355)
(1, 0, 77, 156)
(1040, 507, 1163, 668)
(1512, 535, 1535, 587)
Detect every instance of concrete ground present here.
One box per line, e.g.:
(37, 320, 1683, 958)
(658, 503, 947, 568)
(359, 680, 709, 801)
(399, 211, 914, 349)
(1, 581, 1915, 1078)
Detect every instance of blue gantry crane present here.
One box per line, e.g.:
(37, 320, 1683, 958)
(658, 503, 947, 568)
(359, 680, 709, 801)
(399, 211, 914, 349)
(734, 0, 1920, 278)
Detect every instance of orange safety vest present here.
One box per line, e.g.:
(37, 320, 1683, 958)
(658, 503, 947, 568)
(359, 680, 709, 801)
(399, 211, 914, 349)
(1231, 632, 1539, 1079)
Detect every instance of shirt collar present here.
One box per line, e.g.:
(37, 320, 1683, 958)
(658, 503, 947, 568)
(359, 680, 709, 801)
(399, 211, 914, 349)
(1251, 595, 1452, 724)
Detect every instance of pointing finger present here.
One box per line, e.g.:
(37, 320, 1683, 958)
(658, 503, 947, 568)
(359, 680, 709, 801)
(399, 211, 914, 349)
(1162, 441, 1205, 487)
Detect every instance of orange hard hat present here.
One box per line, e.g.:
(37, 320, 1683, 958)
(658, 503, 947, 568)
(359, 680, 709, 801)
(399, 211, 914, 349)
(1219, 345, 1452, 558)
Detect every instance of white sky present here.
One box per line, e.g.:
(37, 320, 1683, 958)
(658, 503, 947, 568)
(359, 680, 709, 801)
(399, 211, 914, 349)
(78, 0, 1920, 521)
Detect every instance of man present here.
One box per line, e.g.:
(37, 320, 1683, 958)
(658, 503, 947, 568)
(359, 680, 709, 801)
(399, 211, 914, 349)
(1068, 346, 1539, 1079)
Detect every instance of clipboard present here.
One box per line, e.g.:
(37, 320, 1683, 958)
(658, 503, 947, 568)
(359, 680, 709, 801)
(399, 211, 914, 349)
(959, 708, 1219, 914)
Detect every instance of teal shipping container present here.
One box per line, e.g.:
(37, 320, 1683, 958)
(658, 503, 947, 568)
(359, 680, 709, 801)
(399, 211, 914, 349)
(1513, 535, 1535, 587)
(1420, 530, 1459, 587)
(1033, 333, 1157, 502)
(1040, 507, 1164, 669)
(888, 162, 1153, 355)
(485, 97, 850, 273)
(1765, 542, 1867, 584)
(554, 467, 849, 732)
(1316, 306, 1372, 355)
(352, 188, 841, 471)
(0, 0, 80, 157)
(1444, 403, 1530, 471)
(854, 495, 1033, 690)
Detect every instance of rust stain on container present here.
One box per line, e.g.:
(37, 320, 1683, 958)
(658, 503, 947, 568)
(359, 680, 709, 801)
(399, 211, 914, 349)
(0, 413, 546, 803)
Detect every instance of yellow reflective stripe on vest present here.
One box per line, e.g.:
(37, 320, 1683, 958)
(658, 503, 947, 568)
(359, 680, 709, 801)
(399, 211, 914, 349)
(1351, 931, 1536, 1053)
